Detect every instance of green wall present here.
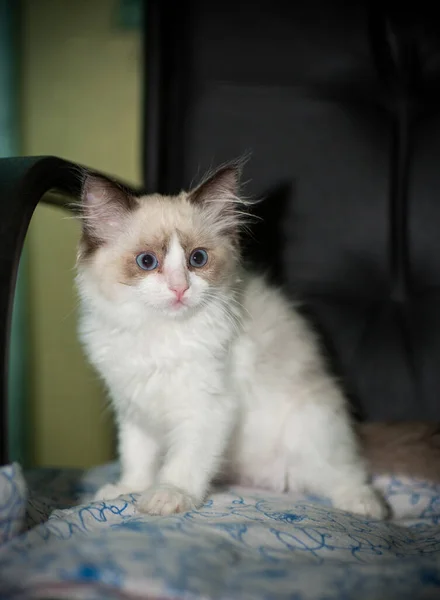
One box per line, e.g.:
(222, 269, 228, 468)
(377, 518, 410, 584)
(22, 0, 142, 467)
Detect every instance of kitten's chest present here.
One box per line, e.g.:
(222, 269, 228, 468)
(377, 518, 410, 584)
(81, 315, 224, 425)
(87, 321, 192, 384)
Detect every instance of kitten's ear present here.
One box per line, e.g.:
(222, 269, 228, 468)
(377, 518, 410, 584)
(188, 162, 247, 238)
(81, 173, 138, 243)
(189, 164, 240, 207)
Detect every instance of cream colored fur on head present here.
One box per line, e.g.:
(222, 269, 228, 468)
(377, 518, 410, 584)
(76, 163, 387, 519)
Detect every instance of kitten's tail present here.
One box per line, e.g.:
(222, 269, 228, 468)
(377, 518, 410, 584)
(358, 421, 440, 482)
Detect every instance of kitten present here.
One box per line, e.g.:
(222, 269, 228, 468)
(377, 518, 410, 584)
(76, 163, 388, 518)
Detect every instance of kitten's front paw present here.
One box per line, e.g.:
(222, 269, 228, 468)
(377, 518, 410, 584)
(332, 485, 390, 520)
(137, 484, 197, 516)
(93, 483, 132, 502)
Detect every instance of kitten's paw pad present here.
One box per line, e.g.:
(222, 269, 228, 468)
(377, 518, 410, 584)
(333, 486, 389, 520)
(93, 483, 131, 502)
(137, 484, 196, 516)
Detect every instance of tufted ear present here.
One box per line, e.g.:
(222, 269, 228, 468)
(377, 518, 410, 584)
(81, 173, 138, 244)
(189, 164, 240, 206)
(188, 162, 247, 237)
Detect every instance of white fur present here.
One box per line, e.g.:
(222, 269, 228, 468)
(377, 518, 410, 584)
(78, 235, 387, 519)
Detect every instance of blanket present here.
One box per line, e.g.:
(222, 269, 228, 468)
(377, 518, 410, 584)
(1, 462, 440, 599)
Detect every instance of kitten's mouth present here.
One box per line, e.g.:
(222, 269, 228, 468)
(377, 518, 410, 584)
(170, 298, 188, 310)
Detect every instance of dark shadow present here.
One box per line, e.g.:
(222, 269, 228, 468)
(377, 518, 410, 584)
(243, 181, 293, 285)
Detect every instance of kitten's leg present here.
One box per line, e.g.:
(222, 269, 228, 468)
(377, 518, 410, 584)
(137, 397, 232, 516)
(94, 421, 159, 501)
(285, 387, 388, 519)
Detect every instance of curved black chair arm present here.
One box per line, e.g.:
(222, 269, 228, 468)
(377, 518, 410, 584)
(0, 156, 128, 465)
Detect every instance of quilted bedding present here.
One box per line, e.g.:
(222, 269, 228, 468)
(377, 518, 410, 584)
(1, 462, 440, 599)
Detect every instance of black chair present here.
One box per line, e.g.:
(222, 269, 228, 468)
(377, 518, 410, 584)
(1, 0, 440, 465)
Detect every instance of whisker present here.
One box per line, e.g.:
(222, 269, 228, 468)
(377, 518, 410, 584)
(200, 292, 245, 335)
(61, 300, 81, 323)
(201, 300, 242, 337)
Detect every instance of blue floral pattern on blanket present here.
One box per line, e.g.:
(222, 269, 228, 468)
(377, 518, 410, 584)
(1, 463, 440, 599)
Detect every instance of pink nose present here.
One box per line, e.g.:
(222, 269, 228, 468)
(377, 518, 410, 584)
(170, 284, 189, 301)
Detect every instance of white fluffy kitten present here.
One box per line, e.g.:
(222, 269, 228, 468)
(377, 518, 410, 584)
(76, 163, 387, 519)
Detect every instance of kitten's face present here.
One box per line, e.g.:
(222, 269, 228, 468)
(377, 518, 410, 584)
(77, 165, 243, 318)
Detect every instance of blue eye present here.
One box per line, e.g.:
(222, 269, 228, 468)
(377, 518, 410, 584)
(189, 249, 208, 268)
(136, 252, 158, 271)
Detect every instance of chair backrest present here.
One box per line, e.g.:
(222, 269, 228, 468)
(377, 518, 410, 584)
(143, 0, 440, 421)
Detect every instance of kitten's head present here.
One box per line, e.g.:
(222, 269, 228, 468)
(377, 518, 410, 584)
(76, 163, 248, 319)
